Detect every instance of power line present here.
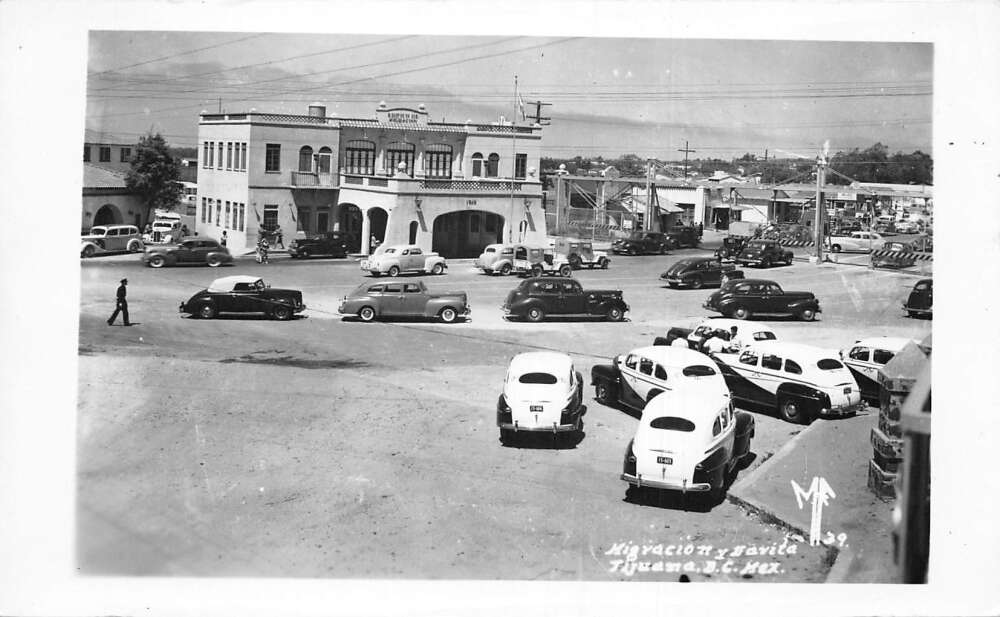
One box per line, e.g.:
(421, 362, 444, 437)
(88, 34, 265, 78)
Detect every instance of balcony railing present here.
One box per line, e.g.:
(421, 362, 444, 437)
(339, 173, 540, 195)
(420, 179, 524, 192)
(291, 171, 336, 187)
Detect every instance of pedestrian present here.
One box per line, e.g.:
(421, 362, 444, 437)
(220, 230, 228, 247)
(180, 224, 189, 237)
(144, 223, 152, 235)
(107, 278, 131, 326)
(369, 234, 381, 255)
(697, 221, 704, 238)
(257, 236, 270, 264)
(703, 330, 726, 355)
(725, 326, 742, 352)
(670, 336, 689, 348)
(275, 225, 284, 249)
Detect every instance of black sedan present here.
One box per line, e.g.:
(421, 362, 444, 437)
(661, 257, 741, 289)
(180, 275, 305, 320)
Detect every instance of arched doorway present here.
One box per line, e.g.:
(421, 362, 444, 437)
(432, 210, 504, 258)
(409, 220, 419, 244)
(338, 204, 362, 251)
(94, 204, 122, 226)
(368, 207, 388, 243)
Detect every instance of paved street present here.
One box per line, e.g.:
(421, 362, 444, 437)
(76, 244, 930, 581)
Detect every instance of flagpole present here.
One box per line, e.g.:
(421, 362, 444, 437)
(510, 75, 517, 243)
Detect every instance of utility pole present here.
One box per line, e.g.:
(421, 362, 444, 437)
(528, 100, 551, 126)
(678, 141, 696, 180)
(814, 151, 827, 263)
(644, 159, 653, 231)
(763, 148, 769, 185)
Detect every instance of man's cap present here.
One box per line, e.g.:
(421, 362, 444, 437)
(121, 278, 128, 283)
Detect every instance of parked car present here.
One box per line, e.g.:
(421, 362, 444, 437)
(712, 341, 864, 423)
(475, 243, 518, 275)
(361, 244, 447, 277)
(81, 224, 145, 257)
(179, 275, 305, 320)
(715, 236, 749, 262)
(287, 231, 352, 259)
(338, 280, 470, 323)
(903, 278, 933, 319)
(552, 238, 610, 270)
(664, 225, 701, 248)
(590, 345, 729, 414)
(871, 235, 933, 269)
(611, 231, 673, 255)
(704, 279, 820, 321)
(840, 336, 917, 403)
(502, 277, 628, 322)
(660, 257, 737, 289)
(143, 238, 233, 268)
(894, 220, 920, 234)
(512, 246, 575, 278)
(653, 318, 777, 351)
(149, 218, 184, 243)
(827, 231, 885, 253)
(736, 239, 794, 268)
(621, 388, 754, 500)
(496, 352, 585, 444)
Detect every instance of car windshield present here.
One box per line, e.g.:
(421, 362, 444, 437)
(649, 416, 696, 432)
(484, 247, 496, 253)
(817, 359, 845, 370)
(753, 331, 777, 341)
(746, 241, 767, 249)
(682, 365, 717, 377)
(383, 248, 396, 254)
(518, 372, 558, 384)
(87, 227, 107, 235)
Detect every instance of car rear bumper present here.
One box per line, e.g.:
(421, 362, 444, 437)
(903, 304, 932, 315)
(621, 473, 711, 492)
(661, 276, 687, 285)
(499, 420, 579, 433)
(819, 400, 866, 417)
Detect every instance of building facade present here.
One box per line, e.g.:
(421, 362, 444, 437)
(81, 164, 145, 233)
(195, 102, 545, 256)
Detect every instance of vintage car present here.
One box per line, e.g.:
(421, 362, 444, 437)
(287, 231, 352, 259)
(361, 244, 447, 277)
(704, 278, 821, 321)
(552, 238, 610, 270)
(736, 239, 794, 268)
(591, 345, 729, 415)
(840, 336, 917, 403)
(143, 238, 233, 268)
(714, 236, 750, 262)
(826, 231, 885, 253)
(903, 278, 932, 319)
(664, 225, 701, 248)
(338, 280, 470, 323)
(511, 246, 576, 278)
(81, 224, 145, 257)
(149, 218, 184, 243)
(496, 351, 585, 444)
(621, 388, 754, 500)
(871, 235, 933, 269)
(893, 220, 920, 234)
(712, 341, 864, 423)
(503, 277, 628, 322)
(179, 275, 305, 320)
(660, 257, 737, 289)
(654, 318, 777, 351)
(611, 231, 673, 255)
(475, 243, 518, 275)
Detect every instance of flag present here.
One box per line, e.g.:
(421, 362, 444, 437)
(517, 92, 527, 122)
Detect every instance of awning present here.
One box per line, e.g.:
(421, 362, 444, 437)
(659, 203, 683, 213)
(711, 203, 731, 210)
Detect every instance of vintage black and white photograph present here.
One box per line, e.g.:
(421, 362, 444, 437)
(2, 1, 999, 615)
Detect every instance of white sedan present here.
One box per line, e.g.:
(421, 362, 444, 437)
(496, 352, 585, 444)
(827, 231, 885, 253)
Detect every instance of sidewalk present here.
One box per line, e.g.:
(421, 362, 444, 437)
(727, 410, 896, 583)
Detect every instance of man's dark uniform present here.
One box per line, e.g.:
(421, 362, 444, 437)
(108, 279, 130, 326)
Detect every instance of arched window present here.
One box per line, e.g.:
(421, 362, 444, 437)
(409, 220, 419, 244)
(317, 146, 333, 174)
(345, 140, 375, 175)
(487, 153, 500, 178)
(385, 141, 415, 176)
(471, 152, 483, 177)
(298, 146, 314, 172)
(424, 143, 453, 179)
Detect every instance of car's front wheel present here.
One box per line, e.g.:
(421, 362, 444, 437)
(272, 304, 292, 321)
(82, 245, 96, 258)
(761, 257, 772, 268)
(299, 248, 310, 258)
(207, 255, 223, 267)
(830, 244, 841, 253)
(689, 275, 703, 289)
(595, 381, 616, 405)
(526, 306, 545, 322)
(439, 307, 458, 323)
(431, 263, 445, 275)
(198, 304, 217, 319)
(732, 306, 751, 320)
(387, 266, 400, 277)
(127, 240, 144, 253)
(147, 254, 166, 268)
(606, 306, 624, 322)
(499, 263, 512, 276)
(799, 307, 816, 321)
(358, 306, 376, 322)
(558, 264, 572, 277)
(530, 265, 543, 278)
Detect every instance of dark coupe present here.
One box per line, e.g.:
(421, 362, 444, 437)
(180, 275, 305, 320)
(288, 231, 354, 259)
(903, 278, 932, 318)
(503, 277, 628, 322)
(661, 257, 740, 289)
(611, 232, 673, 255)
(704, 278, 820, 321)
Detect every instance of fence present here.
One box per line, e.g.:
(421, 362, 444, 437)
(545, 206, 642, 241)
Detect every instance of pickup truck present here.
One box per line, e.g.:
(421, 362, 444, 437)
(502, 277, 629, 322)
(703, 278, 821, 321)
(736, 239, 794, 268)
(288, 231, 353, 258)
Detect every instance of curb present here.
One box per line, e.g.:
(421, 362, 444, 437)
(725, 420, 846, 582)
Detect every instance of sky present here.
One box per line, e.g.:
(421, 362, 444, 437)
(85, 33, 932, 161)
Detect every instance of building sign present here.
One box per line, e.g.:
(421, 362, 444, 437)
(835, 192, 857, 201)
(387, 110, 420, 124)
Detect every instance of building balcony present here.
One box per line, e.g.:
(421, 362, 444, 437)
(339, 173, 542, 196)
(290, 171, 338, 188)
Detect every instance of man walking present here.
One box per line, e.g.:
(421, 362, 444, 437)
(107, 278, 131, 326)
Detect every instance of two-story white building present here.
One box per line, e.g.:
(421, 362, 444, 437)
(195, 102, 545, 256)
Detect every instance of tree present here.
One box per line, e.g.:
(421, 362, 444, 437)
(126, 132, 181, 221)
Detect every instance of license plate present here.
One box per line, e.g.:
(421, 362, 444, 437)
(529, 405, 543, 412)
(843, 387, 852, 394)
(657, 456, 673, 465)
